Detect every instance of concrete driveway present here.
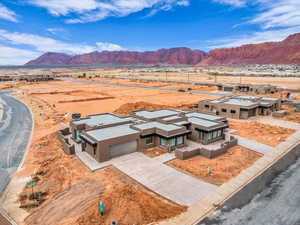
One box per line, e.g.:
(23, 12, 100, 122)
(113, 153, 217, 206)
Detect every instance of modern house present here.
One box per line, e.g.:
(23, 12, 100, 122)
(198, 95, 281, 119)
(59, 109, 237, 163)
(217, 83, 279, 94)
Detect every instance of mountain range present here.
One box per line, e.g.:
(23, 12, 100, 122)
(26, 33, 300, 66)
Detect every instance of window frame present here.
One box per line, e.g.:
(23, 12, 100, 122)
(145, 136, 153, 145)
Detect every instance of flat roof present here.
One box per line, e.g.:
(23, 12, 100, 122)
(174, 121, 191, 126)
(185, 112, 224, 121)
(261, 97, 280, 101)
(188, 117, 220, 128)
(133, 109, 179, 119)
(224, 99, 258, 107)
(210, 99, 226, 104)
(161, 115, 182, 121)
(86, 124, 139, 142)
(235, 96, 260, 100)
(133, 121, 181, 132)
(73, 114, 131, 127)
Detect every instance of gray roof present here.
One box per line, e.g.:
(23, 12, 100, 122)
(133, 121, 181, 132)
(185, 112, 224, 121)
(235, 96, 260, 100)
(73, 114, 131, 127)
(188, 117, 220, 127)
(210, 99, 226, 104)
(174, 121, 191, 126)
(162, 115, 182, 121)
(133, 109, 179, 119)
(86, 125, 139, 141)
(224, 99, 258, 107)
(261, 97, 280, 101)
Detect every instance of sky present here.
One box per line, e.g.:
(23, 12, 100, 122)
(0, 0, 300, 65)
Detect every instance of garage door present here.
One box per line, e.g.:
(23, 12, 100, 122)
(109, 140, 138, 158)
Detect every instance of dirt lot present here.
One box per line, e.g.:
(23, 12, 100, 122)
(168, 146, 262, 186)
(70, 70, 300, 89)
(229, 120, 295, 147)
(143, 148, 166, 158)
(15, 80, 218, 117)
(281, 111, 300, 124)
(90, 77, 218, 91)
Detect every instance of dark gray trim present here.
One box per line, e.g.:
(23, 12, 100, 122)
(140, 130, 191, 139)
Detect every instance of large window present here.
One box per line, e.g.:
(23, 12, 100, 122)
(176, 136, 184, 145)
(160, 138, 167, 146)
(198, 131, 205, 140)
(209, 129, 222, 140)
(145, 136, 153, 145)
(170, 138, 176, 147)
(208, 132, 213, 140)
(212, 130, 218, 139)
(217, 130, 222, 137)
(75, 130, 81, 141)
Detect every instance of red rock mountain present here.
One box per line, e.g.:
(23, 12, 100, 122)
(25, 48, 206, 65)
(25, 33, 300, 65)
(200, 33, 300, 65)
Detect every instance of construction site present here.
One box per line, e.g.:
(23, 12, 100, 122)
(0, 69, 300, 225)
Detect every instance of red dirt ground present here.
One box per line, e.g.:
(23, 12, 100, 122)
(168, 146, 262, 186)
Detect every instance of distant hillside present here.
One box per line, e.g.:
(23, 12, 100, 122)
(25, 48, 206, 65)
(26, 33, 300, 66)
(200, 33, 300, 65)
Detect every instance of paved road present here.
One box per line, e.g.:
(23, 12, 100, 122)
(0, 91, 33, 193)
(200, 146, 300, 225)
(60, 78, 230, 97)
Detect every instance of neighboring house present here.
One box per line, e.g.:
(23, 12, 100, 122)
(217, 83, 279, 94)
(198, 95, 281, 119)
(59, 109, 236, 163)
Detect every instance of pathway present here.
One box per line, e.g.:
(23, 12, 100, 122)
(233, 135, 274, 155)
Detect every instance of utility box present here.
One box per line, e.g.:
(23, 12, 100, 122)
(72, 113, 81, 120)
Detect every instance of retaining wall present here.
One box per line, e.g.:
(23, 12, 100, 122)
(57, 131, 75, 155)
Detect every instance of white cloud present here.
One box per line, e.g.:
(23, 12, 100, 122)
(0, 45, 39, 65)
(0, 3, 18, 22)
(96, 42, 124, 51)
(0, 29, 124, 54)
(46, 28, 65, 35)
(28, 0, 190, 23)
(212, 0, 246, 7)
(250, 0, 300, 29)
(208, 26, 300, 49)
